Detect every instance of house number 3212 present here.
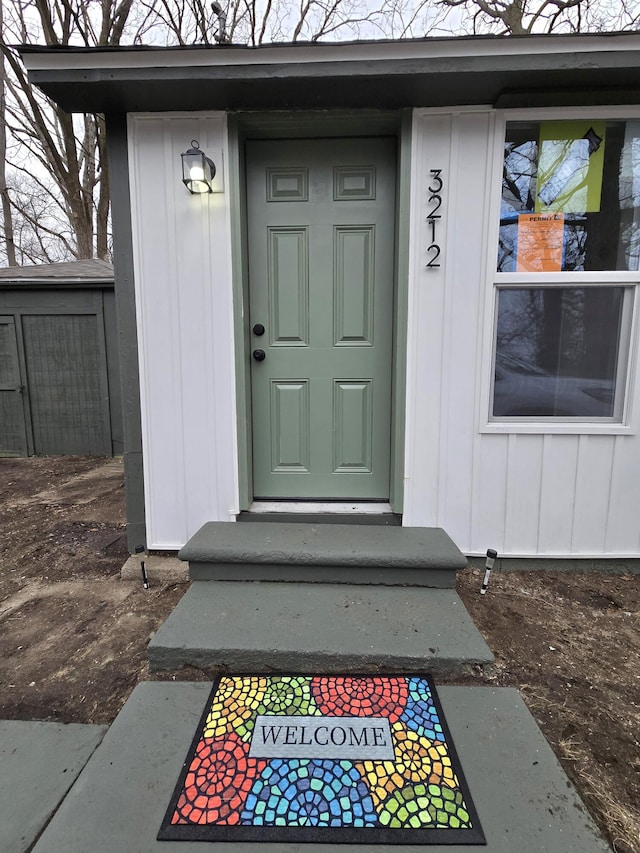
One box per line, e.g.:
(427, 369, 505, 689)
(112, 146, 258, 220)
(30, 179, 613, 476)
(426, 169, 443, 269)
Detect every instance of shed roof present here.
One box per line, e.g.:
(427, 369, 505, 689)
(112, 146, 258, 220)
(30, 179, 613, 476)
(0, 259, 114, 285)
(18, 32, 640, 113)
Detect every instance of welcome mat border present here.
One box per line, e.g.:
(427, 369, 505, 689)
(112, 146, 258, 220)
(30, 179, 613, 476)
(158, 673, 486, 845)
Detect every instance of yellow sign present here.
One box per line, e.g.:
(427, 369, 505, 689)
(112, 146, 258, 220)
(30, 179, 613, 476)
(535, 121, 606, 214)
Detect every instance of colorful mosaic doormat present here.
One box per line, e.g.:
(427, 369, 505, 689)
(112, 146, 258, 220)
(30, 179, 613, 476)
(158, 674, 485, 845)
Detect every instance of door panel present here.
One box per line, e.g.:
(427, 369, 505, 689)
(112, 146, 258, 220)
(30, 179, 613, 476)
(270, 380, 310, 472)
(21, 314, 111, 456)
(247, 138, 396, 499)
(333, 381, 372, 472)
(334, 227, 374, 345)
(0, 316, 28, 456)
(268, 227, 309, 345)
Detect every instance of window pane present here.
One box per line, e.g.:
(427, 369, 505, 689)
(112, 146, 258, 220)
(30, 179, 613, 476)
(493, 287, 624, 418)
(499, 120, 640, 272)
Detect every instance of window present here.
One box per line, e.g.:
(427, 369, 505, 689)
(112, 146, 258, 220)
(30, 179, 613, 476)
(494, 287, 625, 418)
(490, 118, 637, 425)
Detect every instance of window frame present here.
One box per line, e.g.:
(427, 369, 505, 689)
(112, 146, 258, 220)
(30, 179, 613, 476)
(480, 108, 640, 435)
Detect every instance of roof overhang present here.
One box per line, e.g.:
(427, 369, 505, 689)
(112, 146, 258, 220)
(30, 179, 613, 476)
(18, 32, 640, 114)
(0, 260, 114, 286)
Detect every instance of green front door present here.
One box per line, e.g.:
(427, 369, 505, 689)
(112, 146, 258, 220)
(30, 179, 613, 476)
(247, 138, 396, 500)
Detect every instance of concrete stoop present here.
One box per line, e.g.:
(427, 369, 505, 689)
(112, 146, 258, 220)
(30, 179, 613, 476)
(31, 682, 610, 853)
(179, 522, 466, 587)
(153, 522, 489, 676)
(148, 581, 494, 674)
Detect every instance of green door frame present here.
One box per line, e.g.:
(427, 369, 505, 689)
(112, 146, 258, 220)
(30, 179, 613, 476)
(228, 110, 412, 514)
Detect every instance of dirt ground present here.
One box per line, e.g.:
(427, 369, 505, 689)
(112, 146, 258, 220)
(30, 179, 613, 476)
(0, 457, 638, 852)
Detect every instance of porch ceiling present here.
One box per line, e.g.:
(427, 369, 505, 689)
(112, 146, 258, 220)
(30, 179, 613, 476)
(18, 32, 640, 114)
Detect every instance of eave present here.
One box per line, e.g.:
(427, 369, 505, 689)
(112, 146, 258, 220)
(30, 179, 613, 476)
(18, 32, 640, 114)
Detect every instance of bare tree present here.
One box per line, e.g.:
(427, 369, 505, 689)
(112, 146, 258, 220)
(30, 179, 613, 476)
(0, 0, 152, 264)
(142, 0, 410, 45)
(1, 0, 422, 266)
(434, 0, 640, 35)
(0, 0, 16, 265)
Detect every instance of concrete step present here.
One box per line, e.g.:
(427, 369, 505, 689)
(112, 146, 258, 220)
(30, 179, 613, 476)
(179, 522, 466, 587)
(147, 581, 493, 674)
(32, 681, 610, 852)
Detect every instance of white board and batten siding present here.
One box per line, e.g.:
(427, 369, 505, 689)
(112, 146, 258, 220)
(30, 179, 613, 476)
(403, 108, 640, 558)
(128, 113, 239, 549)
(128, 109, 640, 558)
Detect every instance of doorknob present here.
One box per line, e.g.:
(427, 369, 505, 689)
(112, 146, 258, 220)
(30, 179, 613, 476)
(253, 323, 265, 336)
(252, 349, 266, 362)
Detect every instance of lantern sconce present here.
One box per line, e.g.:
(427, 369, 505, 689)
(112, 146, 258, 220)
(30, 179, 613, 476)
(181, 140, 216, 194)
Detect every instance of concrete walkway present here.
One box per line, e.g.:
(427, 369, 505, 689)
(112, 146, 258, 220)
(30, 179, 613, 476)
(0, 720, 106, 852)
(26, 682, 609, 852)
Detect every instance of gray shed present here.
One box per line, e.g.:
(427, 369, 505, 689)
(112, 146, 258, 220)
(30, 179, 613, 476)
(0, 259, 123, 457)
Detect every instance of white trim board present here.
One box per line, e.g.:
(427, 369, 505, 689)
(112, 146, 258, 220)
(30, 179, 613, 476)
(248, 502, 394, 515)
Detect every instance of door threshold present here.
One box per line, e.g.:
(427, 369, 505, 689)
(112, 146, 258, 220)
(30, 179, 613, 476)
(248, 501, 393, 514)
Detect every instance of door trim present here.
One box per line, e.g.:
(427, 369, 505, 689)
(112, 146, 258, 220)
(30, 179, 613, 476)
(229, 110, 412, 513)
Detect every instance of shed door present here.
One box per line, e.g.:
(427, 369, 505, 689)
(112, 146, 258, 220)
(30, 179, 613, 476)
(247, 138, 396, 499)
(21, 314, 111, 455)
(0, 316, 28, 456)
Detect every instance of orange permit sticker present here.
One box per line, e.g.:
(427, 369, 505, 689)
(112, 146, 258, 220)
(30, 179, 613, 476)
(516, 212, 564, 272)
